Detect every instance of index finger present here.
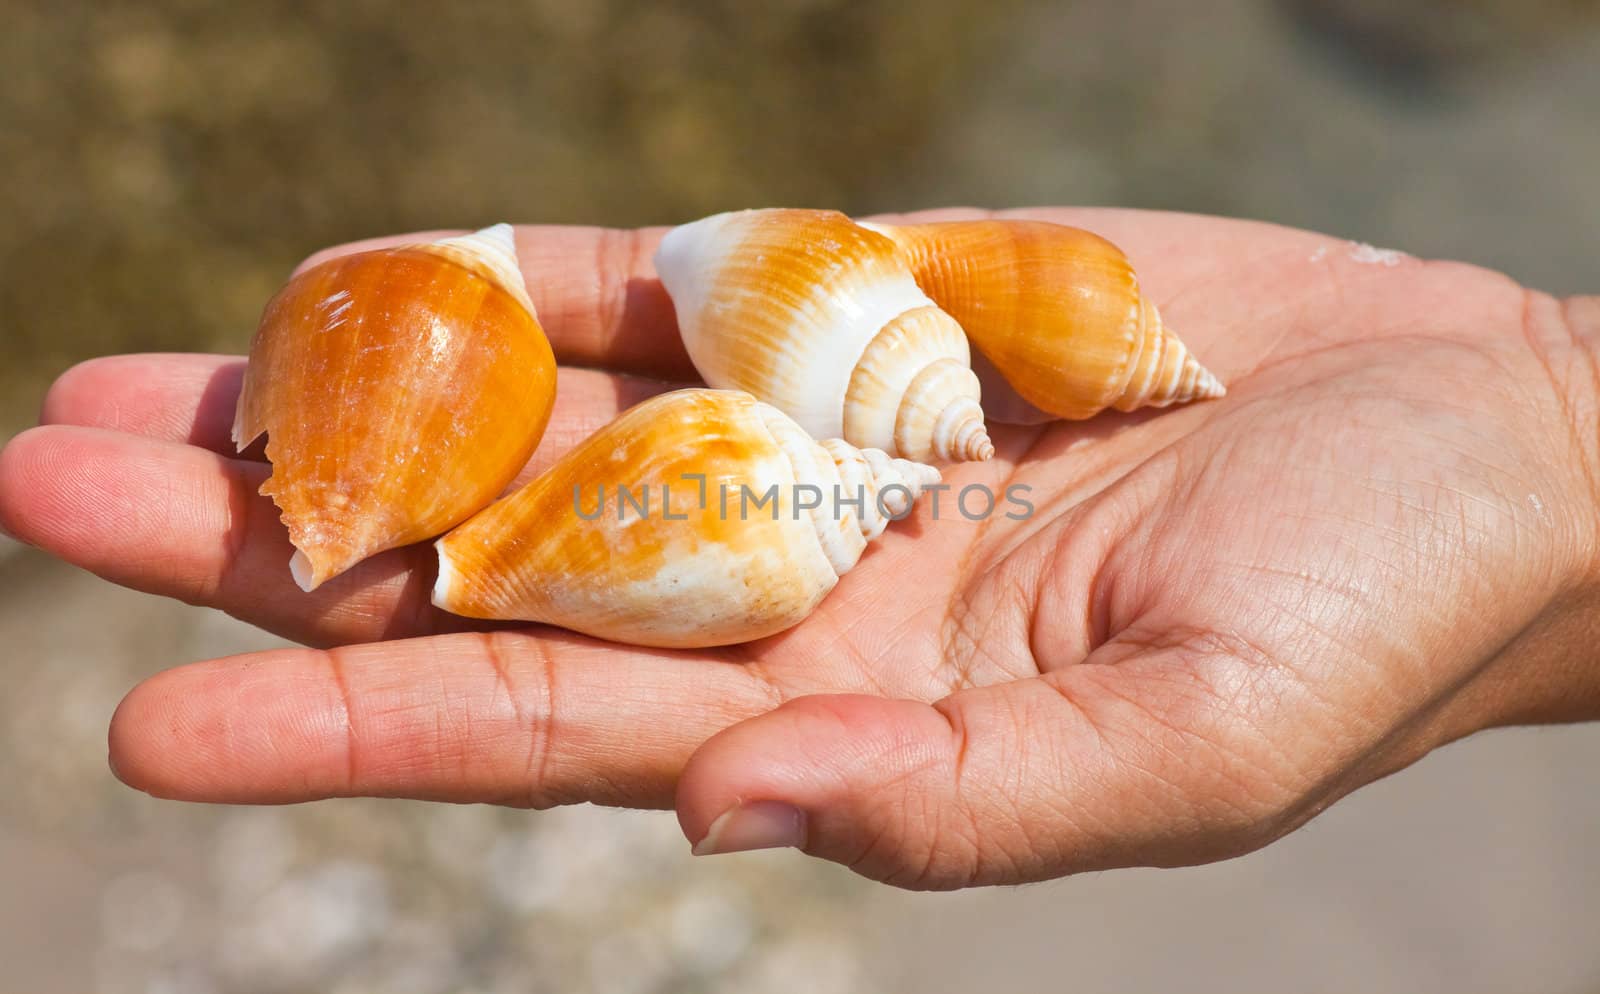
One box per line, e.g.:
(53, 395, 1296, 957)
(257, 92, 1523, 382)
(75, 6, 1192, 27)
(297, 225, 694, 380)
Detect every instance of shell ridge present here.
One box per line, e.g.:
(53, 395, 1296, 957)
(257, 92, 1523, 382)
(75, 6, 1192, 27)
(432, 389, 934, 647)
(813, 266, 937, 440)
(752, 400, 858, 578)
(658, 210, 990, 459)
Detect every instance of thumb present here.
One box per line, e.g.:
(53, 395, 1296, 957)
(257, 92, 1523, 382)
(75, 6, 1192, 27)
(675, 670, 1292, 889)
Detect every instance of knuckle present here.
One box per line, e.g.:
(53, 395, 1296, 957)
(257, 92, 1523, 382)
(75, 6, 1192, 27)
(474, 631, 565, 810)
(319, 645, 361, 796)
(588, 227, 651, 357)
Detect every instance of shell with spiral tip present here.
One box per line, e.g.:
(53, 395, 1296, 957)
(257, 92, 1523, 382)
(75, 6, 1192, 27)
(654, 209, 994, 464)
(861, 219, 1225, 422)
(234, 224, 558, 592)
(433, 388, 940, 649)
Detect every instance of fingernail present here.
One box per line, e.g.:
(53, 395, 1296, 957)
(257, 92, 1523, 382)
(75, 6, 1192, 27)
(692, 800, 807, 856)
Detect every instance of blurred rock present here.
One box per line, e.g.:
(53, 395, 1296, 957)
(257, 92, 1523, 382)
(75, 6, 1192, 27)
(1288, 0, 1600, 80)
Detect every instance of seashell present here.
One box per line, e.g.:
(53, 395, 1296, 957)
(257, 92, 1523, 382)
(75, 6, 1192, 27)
(860, 219, 1225, 421)
(433, 388, 939, 649)
(234, 224, 558, 592)
(654, 209, 994, 464)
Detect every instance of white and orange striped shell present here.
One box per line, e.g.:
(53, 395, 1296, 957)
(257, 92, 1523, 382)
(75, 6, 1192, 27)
(433, 388, 938, 648)
(654, 209, 995, 464)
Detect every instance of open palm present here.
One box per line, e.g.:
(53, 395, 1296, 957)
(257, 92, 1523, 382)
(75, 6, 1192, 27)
(3, 208, 1595, 889)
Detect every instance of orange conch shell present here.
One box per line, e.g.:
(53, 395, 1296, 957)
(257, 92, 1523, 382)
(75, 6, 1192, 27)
(433, 388, 939, 648)
(655, 209, 994, 463)
(234, 225, 558, 591)
(862, 219, 1224, 422)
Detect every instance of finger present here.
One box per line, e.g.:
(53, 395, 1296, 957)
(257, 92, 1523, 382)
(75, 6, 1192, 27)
(292, 218, 1009, 379)
(0, 415, 643, 647)
(0, 424, 443, 646)
(108, 630, 775, 807)
(676, 659, 1293, 889)
(293, 211, 1344, 383)
(39, 353, 681, 470)
(40, 353, 248, 454)
(296, 225, 693, 379)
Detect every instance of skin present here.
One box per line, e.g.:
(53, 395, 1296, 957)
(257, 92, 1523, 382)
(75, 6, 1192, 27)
(1, 208, 1596, 890)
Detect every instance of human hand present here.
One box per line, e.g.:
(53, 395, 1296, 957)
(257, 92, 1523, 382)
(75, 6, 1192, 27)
(2, 209, 1596, 889)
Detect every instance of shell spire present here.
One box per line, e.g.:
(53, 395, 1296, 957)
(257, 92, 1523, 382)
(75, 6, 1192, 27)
(818, 438, 939, 538)
(654, 209, 993, 463)
(414, 224, 536, 316)
(433, 389, 938, 648)
(235, 223, 557, 591)
(753, 400, 941, 576)
(1110, 297, 1226, 411)
(864, 219, 1225, 422)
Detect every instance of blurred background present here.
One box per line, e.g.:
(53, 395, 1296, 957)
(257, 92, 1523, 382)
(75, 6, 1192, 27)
(2, 1, 1598, 991)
